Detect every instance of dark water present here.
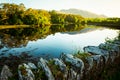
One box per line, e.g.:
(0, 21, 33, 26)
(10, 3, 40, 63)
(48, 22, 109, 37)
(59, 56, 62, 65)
(0, 25, 119, 59)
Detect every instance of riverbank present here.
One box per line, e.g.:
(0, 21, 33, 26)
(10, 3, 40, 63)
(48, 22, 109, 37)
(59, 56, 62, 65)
(0, 22, 119, 31)
(0, 38, 120, 80)
(0, 25, 31, 29)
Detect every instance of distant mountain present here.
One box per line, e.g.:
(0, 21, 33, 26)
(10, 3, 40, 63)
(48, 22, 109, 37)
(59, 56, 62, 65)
(60, 9, 107, 18)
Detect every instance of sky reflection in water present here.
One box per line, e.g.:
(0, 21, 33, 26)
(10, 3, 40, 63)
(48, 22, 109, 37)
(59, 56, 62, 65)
(0, 28, 119, 59)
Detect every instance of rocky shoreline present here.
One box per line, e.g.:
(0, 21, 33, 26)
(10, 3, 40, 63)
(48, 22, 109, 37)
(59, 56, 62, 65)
(0, 40, 120, 80)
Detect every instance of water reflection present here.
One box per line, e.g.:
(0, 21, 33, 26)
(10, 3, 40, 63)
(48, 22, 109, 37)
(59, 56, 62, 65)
(0, 25, 119, 59)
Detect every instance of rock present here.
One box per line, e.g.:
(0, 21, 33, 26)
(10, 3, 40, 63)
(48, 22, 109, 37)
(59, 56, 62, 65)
(38, 58, 55, 80)
(67, 68, 82, 80)
(53, 58, 68, 79)
(18, 63, 35, 80)
(53, 58, 66, 72)
(109, 51, 117, 62)
(85, 55, 104, 74)
(28, 62, 37, 69)
(85, 57, 94, 71)
(84, 46, 109, 55)
(61, 53, 84, 77)
(102, 54, 109, 63)
(99, 43, 120, 62)
(114, 40, 120, 45)
(67, 68, 77, 80)
(99, 43, 120, 53)
(0, 65, 13, 80)
(91, 55, 104, 66)
(84, 46, 109, 63)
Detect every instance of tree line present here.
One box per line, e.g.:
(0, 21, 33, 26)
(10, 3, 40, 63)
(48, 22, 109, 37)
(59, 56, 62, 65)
(83, 18, 120, 28)
(0, 3, 120, 27)
(0, 3, 84, 25)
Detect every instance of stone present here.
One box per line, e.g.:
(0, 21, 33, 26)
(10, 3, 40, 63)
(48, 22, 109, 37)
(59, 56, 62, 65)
(61, 53, 84, 77)
(91, 55, 104, 66)
(102, 54, 109, 63)
(38, 58, 55, 80)
(84, 46, 109, 55)
(114, 40, 120, 45)
(53, 58, 68, 79)
(99, 43, 120, 62)
(0, 65, 13, 80)
(18, 63, 35, 80)
(99, 43, 120, 53)
(53, 58, 66, 72)
(28, 62, 37, 69)
(67, 68, 77, 80)
(109, 52, 117, 62)
(84, 46, 109, 63)
(85, 57, 94, 71)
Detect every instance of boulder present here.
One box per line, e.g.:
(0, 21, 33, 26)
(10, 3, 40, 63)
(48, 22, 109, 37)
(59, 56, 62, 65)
(53, 58, 66, 72)
(38, 58, 55, 80)
(0, 65, 13, 80)
(85, 57, 94, 71)
(84, 46, 109, 63)
(99, 43, 120, 62)
(91, 55, 103, 66)
(84, 46, 109, 55)
(67, 68, 77, 80)
(99, 43, 120, 53)
(85, 55, 104, 74)
(18, 63, 35, 80)
(114, 40, 120, 45)
(53, 58, 68, 79)
(61, 53, 84, 76)
(27, 62, 37, 69)
(109, 52, 117, 62)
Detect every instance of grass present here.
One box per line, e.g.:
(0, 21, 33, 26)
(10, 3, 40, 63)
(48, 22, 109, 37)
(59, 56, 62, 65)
(18, 65, 28, 76)
(74, 51, 91, 60)
(47, 60, 64, 79)
(33, 67, 48, 80)
(0, 25, 31, 29)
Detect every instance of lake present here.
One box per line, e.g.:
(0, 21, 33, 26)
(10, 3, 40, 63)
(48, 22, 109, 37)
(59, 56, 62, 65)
(0, 25, 119, 59)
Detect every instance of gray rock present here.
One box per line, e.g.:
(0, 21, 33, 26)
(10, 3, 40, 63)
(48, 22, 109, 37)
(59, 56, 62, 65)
(102, 54, 109, 63)
(85, 55, 104, 74)
(53, 58, 68, 79)
(99, 43, 120, 53)
(76, 74, 81, 80)
(38, 58, 55, 80)
(67, 68, 82, 80)
(0, 65, 13, 80)
(84, 46, 109, 55)
(84, 46, 109, 63)
(109, 52, 117, 62)
(99, 43, 120, 62)
(67, 68, 77, 80)
(61, 53, 84, 77)
(114, 40, 120, 45)
(28, 62, 37, 69)
(53, 58, 66, 71)
(18, 63, 35, 80)
(91, 55, 103, 66)
(85, 57, 94, 71)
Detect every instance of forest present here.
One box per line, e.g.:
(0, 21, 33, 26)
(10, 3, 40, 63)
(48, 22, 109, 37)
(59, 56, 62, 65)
(0, 3, 120, 27)
(0, 3, 84, 25)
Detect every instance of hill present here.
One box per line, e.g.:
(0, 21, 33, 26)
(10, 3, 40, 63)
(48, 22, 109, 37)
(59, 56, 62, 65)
(60, 9, 107, 18)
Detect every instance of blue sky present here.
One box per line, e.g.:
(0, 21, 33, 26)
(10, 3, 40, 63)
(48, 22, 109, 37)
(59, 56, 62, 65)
(1, 0, 120, 17)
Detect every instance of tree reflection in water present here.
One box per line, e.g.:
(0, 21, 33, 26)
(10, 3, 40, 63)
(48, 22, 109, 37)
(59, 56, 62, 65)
(0, 24, 84, 48)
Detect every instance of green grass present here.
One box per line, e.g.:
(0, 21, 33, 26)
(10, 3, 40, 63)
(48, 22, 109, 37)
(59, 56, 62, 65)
(0, 25, 31, 29)
(47, 60, 64, 79)
(74, 51, 91, 60)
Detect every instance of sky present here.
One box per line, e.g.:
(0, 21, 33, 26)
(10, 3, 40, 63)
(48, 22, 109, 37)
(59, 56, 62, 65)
(0, 0, 120, 17)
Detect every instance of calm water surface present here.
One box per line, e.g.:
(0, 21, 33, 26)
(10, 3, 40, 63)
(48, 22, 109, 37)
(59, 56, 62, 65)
(0, 25, 119, 59)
